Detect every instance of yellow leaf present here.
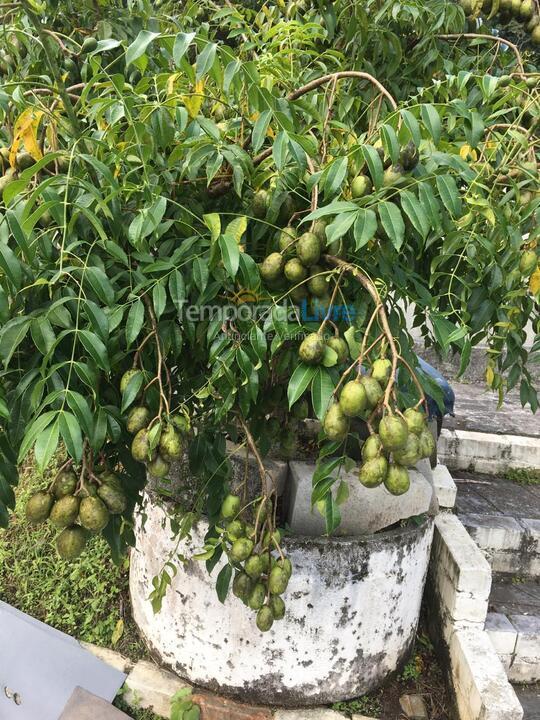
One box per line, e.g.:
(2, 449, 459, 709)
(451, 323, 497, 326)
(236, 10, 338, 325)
(530, 268, 540, 296)
(182, 79, 205, 119)
(486, 366, 495, 387)
(9, 108, 44, 167)
(167, 72, 180, 97)
(111, 618, 124, 646)
(459, 144, 477, 161)
(225, 216, 247, 244)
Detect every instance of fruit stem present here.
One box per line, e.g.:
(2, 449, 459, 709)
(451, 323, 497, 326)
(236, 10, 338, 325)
(357, 332, 385, 377)
(318, 268, 345, 334)
(438, 33, 524, 74)
(48, 457, 73, 492)
(237, 415, 269, 492)
(141, 294, 171, 418)
(398, 355, 429, 414)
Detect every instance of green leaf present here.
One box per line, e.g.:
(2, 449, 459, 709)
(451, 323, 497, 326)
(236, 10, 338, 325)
(219, 234, 240, 278)
(153, 282, 167, 319)
(400, 189, 430, 239)
(0, 317, 31, 367)
(436, 175, 462, 217)
(303, 201, 358, 222)
(288, 364, 317, 408)
(193, 257, 209, 293)
(59, 411, 83, 463)
(173, 31, 196, 66)
(79, 330, 110, 371)
(323, 492, 341, 534)
(121, 371, 144, 413)
(322, 156, 348, 197)
(252, 109, 272, 153)
(66, 391, 93, 438)
(0, 242, 22, 288)
(126, 299, 145, 347)
(126, 30, 160, 68)
(378, 202, 405, 250)
(169, 271, 186, 313)
(18, 411, 58, 463)
(196, 42, 217, 80)
(401, 109, 421, 146)
(216, 563, 232, 603)
(203, 213, 221, 241)
(421, 104, 441, 146)
(362, 145, 383, 189)
(326, 212, 357, 243)
(30, 318, 55, 355)
(85, 266, 115, 306)
(380, 124, 400, 164)
(34, 420, 59, 474)
(353, 208, 377, 249)
(273, 130, 289, 170)
(311, 367, 335, 420)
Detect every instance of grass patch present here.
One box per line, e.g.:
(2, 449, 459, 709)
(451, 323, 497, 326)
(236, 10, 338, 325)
(505, 467, 540, 486)
(0, 458, 146, 660)
(114, 694, 163, 719)
(332, 692, 383, 717)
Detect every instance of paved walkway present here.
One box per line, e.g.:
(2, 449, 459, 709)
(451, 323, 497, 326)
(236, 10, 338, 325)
(455, 472, 540, 519)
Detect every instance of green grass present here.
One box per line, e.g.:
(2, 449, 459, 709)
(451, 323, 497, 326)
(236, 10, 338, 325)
(332, 692, 383, 718)
(506, 467, 540, 486)
(0, 458, 146, 660)
(114, 694, 163, 719)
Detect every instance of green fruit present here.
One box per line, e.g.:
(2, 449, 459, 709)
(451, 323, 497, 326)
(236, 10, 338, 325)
(131, 429, 153, 462)
(0, 168, 16, 193)
(26, 491, 54, 524)
(278, 194, 296, 225)
(393, 433, 421, 467)
(278, 226, 297, 255)
(230, 537, 254, 562)
(520, 0, 534, 18)
(259, 552, 271, 572)
(351, 174, 372, 198)
(323, 403, 349, 442)
(511, 0, 521, 13)
(359, 456, 388, 488)
(311, 218, 328, 243)
(307, 266, 328, 297)
(52, 470, 78, 499)
(327, 337, 349, 364)
(99, 470, 122, 490)
(262, 528, 282, 549)
(233, 572, 252, 600)
(256, 605, 274, 632)
(531, 25, 540, 43)
(147, 455, 170, 478)
(248, 582, 266, 610)
(171, 414, 191, 434)
(79, 483, 98, 498)
(362, 434, 384, 460)
(379, 415, 409, 451)
(226, 519, 245, 541)
(339, 380, 367, 417)
(268, 565, 289, 595)
(284, 257, 308, 283)
(418, 427, 436, 459)
(79, 496, 109, 532)
(252, 189, 269, 218)
(527, 14, 539, 31)
(400, 140, 419, 170)
(299, 332, 325, 365)
(127, 406, 150, 434)
(384, 464, 410, 495)
(383, 164, 405, 187)
(459, 0, 473, 13)
(498, 75, 512, 87)
(269, 595, 286, 620)
(371, 358, 392, 387)
(97, 483, 127, 514)
(50, 495, 80, 528)
(245, 554, 264, 579)
(296, 232, 321, 267)
(80, 36, 98, 53)
(221, 494, 241, 519)
(520, 250, 537, 276)
(16, 151, 34, 170)
(56, 526, 87, 560)
(403, 408, 426, 436)
(290, 285, 308, 303)
(159, 424, 183, 461)
(360, 375, 384, 408)
(277, 557, 292, 577)
(260, 252, 284, 282)
(120, 368, 140, 394)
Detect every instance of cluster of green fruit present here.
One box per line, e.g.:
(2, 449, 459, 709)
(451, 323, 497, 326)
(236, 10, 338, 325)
(122, 370, 187, 478)
(350, 140, 419, 198)
(25, 468, 127, 559)
(0, 147, 35, 193)
(520, 248, 539, 276)
(459, 0, 540, 43)
(323, 358, 435, 494)
(218, 494, 292, 632)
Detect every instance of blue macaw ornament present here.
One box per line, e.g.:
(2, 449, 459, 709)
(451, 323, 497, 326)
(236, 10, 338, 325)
(415, 357, 455, 420)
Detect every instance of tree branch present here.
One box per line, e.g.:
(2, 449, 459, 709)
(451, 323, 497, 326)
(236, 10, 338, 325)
(438, 33, 524, 74)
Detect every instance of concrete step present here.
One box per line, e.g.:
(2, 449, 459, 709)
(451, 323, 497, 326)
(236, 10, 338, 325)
(512, 684, 540, 720)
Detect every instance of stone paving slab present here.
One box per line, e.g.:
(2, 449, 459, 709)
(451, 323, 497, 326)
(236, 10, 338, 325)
(512, 684, 540, 720)
(59, 687, 132, 719)
(455, 473, 540, 520)
(490, 580, 540, 616)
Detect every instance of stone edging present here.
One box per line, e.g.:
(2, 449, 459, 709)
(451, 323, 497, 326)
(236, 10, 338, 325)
(426, 513, 524, 720)
(439, 428, 540, 473)
(485, 612, 540, 684)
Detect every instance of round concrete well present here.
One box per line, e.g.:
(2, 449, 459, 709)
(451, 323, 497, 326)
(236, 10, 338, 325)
(130, 489, 434, 706)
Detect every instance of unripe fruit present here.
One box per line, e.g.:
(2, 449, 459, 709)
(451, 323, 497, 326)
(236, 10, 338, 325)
(418, 427, 436, 459)
(278, 226, 297, 255)
(393, 433, 421, 467)
(311, 219, 328, 243)
(299, 332, 325, 365)
(511, 0, 521, 14)
(50, 495, 80, 528)
(262, 528, 282, 549)
(147, 455, 170, 478)
(533, 25, 540, 44)
(52, 471, 78, 499)
(520, 0, 534, 18)
(307, 265, 328, 297)
(385, 464, 411, 495)
(127, 406, 150, 435)
(120, 368, 139, 394)
(233, 572, 252, 600)
(80, 36, 98, 53)
(221, 494, 241, 519)
(245, 554, 264, 579)
(269, 565, 289, 595)
(226, 519, 245, 541)
(247, 582, 266, 610)
(260, 252, 284, 282)
(359, 456, 388, 488)
(252, 189, 269, 218)
(297, 232, 321, 266)
(56, 526, 87, 560)
(26, 491, 54, 524)
(79, 496, 109, 532)
(379, 415, 409, 451)
(383, 164, 405, 187)
(339, 380, 367, 417)
(371, 358, 392, 387)
(327, 337, 349, 363)
(351, 174, 372, 198)
(520, 250, 537, 276)
(269, 594, 286, 620)
(403, 408, 426, 436)
(362, 434, 384, 460)
(277, 557, 292, 577)
(230, 537, 254, 562)
(97, 483, 127, 515)
(284, 257, 308, 283)
(360, 375, 384, 408)
(131, 428, 153, 462)
(159, 424, 183, 462)
(323, 403, 349, 442)
(256, 605, 274, 632)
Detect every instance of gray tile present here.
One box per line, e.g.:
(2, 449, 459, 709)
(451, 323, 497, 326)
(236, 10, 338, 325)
(513, 684, 540, 720)
(59, 687, 131, 719)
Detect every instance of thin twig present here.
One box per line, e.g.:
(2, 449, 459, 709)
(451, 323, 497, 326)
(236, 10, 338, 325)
(438, 33, 524, 74)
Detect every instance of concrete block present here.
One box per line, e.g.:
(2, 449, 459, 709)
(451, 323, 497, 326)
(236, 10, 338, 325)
(450, 628, 523, 720)
(59, 687, 131, 719)
(508, 657, 540, 684)
(191, 691, 272, 720)
(484, 613, 517, 656)
(521, 518, 540, 555)
(124, 660, 191, 718)
(81, 642, 134, 674)
(415, 458, 432, 482)
(460, 515, 523, 552)
(287, 461, 434, 536)
(432, 464, 457, 508)
(509, 614, 540, 659)
(439, 428, 540, 473)
(274, 711, 345, 720)
(227, 440, 288, 499)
